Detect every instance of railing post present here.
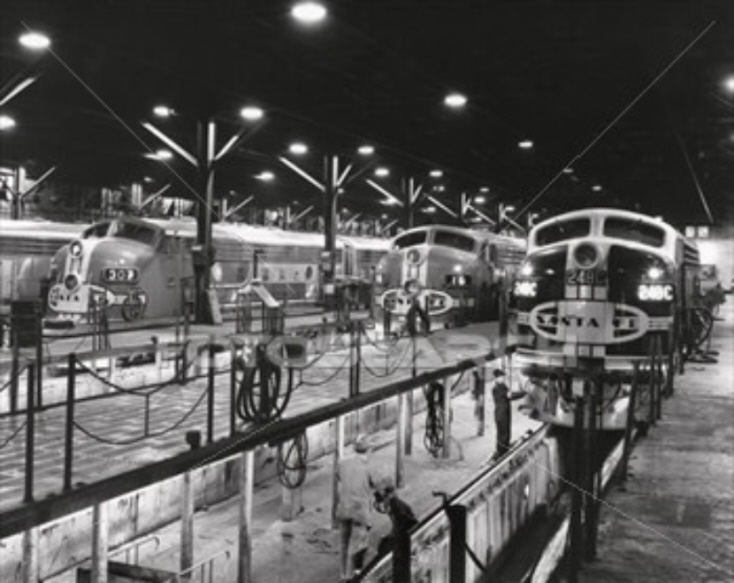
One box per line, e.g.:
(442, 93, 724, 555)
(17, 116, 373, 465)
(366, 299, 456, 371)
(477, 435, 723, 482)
(91, 502, 109, 583)
(21, 527, 39, 583)
(207, 339, 215, 444)
(63, 353, 76, 492)
(474, 367, 486, 437)
(35, 303, 43, 410)
(621, 363, 640, 482)
(9, 328, 19, 414)
(396, 393, 406, 488)
(237, 450, 254, 583)
(332, 414, 345, 529)
(180, 470, 195, 581)
(230, 342, 237, 437)
(24, 364, 35, 503)
(442, 376, 452, 459)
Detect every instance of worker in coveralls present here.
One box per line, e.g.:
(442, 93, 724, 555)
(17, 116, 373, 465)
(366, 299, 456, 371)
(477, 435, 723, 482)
(404, 279, 430, 336)
(336, 434, 375, 581)
(491, 368, 524, 460)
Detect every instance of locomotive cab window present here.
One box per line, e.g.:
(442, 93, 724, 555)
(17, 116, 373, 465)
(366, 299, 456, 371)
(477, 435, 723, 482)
(535, 218, 590, 246)
(82, 222, 111, 239)
(393, 231, 427, 249)
(433, 230, 476, 252)
(109, 222, 161, 246)
(603, 218, 665, 248)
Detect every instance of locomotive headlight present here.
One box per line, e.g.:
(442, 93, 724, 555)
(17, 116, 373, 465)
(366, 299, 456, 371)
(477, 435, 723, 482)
(573, 243, 599, 268)
(514, 280, 537, 297)
(69, 240, 83, 258)
(375, 272, 384, 284)
(453, 264, 463, 273)
(638, 284, 673, 301)
(457, 275, 466, 286)
(647, 266, 663, 280)
(520, 262, 533, 277)
(64, 274, 80, 291)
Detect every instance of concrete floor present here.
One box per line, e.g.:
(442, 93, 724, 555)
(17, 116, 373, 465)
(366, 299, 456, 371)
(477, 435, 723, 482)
(578, 300, 734, 583)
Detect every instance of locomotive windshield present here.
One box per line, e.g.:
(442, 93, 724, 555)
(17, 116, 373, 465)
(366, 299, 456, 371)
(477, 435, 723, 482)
(535, 218, 590, 246)
(108, 221, 160, 246)
(603, 217, 665, 248)
(393, 231, 427, 249)
(433, 230, 476, 252)
(82, 222, 111, 239)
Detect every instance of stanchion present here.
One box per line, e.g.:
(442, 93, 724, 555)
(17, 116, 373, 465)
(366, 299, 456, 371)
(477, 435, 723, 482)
(442, 376, 452, 459)
(620, 363, 640, 482)
(237, 450, 255, 583)
(34, 304, 43, 410)
(396, 394, 406, 488)
(207, 340, 215, 444)
(10, 329, 19, 414)
(91, 502, 109, 583)
(21, 527, 39, 583)
(568, 393, 585, 583)
(331, 415, 345, 529)
(180, 470, 194, 581)
(584, 377, 600, 561)
(24, 364, 35, 503)
(63, 353, 76, 492)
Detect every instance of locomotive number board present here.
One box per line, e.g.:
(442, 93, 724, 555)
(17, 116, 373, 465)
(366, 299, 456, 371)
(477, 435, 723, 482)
(102, 267, 139, 283)
(565, 268, 607, 285)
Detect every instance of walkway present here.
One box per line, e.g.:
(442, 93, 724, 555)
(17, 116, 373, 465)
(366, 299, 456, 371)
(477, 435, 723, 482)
(579, 300, 734, 582)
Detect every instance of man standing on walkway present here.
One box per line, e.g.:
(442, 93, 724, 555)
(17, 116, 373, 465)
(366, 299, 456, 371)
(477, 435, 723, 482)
(336, 434, 375, 581)
(491, 369, 523, 460)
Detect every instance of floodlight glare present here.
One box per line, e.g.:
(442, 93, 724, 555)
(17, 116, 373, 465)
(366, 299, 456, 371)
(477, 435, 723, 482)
(153, 105, 174, 118)
(240, 106, 264, 121)
(0, 115, 17, 131)
(291, 2, 327, 24)
(19, 31, 51, 50)
(444, 92, 467, 109)
(289, 142, 308, 155)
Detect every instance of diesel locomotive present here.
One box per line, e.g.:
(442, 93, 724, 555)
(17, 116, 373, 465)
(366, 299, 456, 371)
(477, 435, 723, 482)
(511, 208, 701, 428)
(0, 216, 389, 325)
(374, 224, 526, 329)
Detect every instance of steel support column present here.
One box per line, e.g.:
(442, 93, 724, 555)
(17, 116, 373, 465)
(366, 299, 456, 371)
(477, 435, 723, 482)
(194, 119, 216, 324)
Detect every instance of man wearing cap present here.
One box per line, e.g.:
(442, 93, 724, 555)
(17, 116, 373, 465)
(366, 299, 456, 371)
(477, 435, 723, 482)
(491, 368, 524, 460)
(336, 435, 375, 581)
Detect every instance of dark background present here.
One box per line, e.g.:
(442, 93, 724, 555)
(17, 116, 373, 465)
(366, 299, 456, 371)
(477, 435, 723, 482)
(2, 0, 734, 228)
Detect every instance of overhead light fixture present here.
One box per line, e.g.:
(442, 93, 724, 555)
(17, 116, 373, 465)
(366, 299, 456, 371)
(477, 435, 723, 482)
(479, 186, 490, 193)
(429, 169, 443, 178)
(0, 115, 17, 131)
(19, 31, 51, 50)
(374, 167, 390, 178)
(592, 184, 602, 192)
(153, 105, 174, 118)
(444, 92, 468, 109)
(240, 106, 264, 121)
(155, 149, 173, 161)
(289, 142, 308, 155)
(474, 195, 486, 204)
(291, 1, 327, 24)
(256, 171, 275, 182)
(724, 76, 734, 93)
(562, 167, 574, 174)
(424, 205, 437, 213)
(518, 140, 534, 149)
(358, 144, 375, 156)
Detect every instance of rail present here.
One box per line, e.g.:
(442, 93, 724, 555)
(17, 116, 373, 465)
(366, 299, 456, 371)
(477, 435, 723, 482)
(166, 548, 231, 583)
(0, 338, 500, 538)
